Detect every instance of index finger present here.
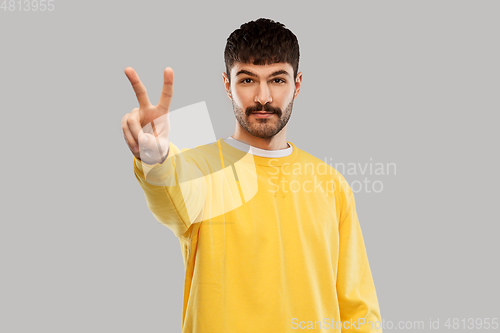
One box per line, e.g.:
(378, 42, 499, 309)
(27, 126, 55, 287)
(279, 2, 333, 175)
(124, 67, 152, 109)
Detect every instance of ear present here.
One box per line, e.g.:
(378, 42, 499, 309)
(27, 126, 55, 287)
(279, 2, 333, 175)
(293, 72, 303, 99)
(222, 72, 232, 100)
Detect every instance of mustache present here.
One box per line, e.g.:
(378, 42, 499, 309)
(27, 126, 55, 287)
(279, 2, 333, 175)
(246, 103, 281, 117)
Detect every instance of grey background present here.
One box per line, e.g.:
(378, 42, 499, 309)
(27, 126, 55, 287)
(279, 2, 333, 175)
(1, 0, 499, 332)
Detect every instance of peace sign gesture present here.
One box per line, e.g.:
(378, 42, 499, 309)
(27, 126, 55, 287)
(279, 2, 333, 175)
(122, 67, 174, 164)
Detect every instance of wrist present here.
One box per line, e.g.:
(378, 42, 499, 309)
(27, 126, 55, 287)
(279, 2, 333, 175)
(136, 146, 170, 165)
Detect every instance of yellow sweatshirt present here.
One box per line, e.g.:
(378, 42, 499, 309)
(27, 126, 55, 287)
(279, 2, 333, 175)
(133, 138, 382, 332)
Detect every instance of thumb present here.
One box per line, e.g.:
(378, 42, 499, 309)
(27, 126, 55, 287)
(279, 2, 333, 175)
(138, 133, 154, 150)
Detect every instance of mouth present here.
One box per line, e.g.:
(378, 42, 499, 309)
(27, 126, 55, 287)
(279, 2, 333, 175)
(251, 112, 275, 118)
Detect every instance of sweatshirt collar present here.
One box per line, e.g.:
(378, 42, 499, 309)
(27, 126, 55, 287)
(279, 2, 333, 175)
(223, 136, 293, 158)
(218, 137, 299, 167)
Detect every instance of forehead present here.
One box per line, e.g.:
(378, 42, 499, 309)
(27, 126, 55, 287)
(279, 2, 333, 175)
(231, 62, 293, 78)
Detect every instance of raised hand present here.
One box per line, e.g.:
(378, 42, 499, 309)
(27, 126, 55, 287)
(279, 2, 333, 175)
(122, 67, 174, 164)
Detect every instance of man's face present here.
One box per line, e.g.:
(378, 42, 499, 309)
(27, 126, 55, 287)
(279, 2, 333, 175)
(223, 62, 302, 139)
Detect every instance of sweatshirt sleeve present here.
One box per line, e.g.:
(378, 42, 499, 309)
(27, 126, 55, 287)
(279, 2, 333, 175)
(133, 141, 207, 239)
(336, 185, 382, 332)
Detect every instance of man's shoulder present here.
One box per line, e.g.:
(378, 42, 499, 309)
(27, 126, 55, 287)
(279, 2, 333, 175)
(294, 146, 346, 178)
(293, 145, 353, 195)
(175, 140, 220, 158)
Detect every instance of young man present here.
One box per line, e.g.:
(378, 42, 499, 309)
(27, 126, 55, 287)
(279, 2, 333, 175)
(122, 18, 382, 332)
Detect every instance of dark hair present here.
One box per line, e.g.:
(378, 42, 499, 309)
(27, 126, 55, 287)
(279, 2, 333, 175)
(224, 18, 300, 82)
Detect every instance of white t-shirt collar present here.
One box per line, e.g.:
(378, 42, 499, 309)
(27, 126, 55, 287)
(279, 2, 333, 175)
(223, 137, 293, 158)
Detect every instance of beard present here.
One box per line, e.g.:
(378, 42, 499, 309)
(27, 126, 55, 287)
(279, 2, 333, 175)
(232, 98, 294, 139)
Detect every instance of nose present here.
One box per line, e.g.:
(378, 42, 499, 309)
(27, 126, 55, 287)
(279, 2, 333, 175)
(254, 82, 273, 105)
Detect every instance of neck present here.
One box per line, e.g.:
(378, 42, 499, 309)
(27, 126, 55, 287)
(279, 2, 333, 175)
(231, 124, 288, 150)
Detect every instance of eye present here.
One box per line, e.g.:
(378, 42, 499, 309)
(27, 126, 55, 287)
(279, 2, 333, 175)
(240, 78, 253, 84)
(273, 78, 285, 84)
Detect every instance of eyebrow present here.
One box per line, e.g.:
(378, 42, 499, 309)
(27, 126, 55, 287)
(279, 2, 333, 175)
(235, 69, 290, 78)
